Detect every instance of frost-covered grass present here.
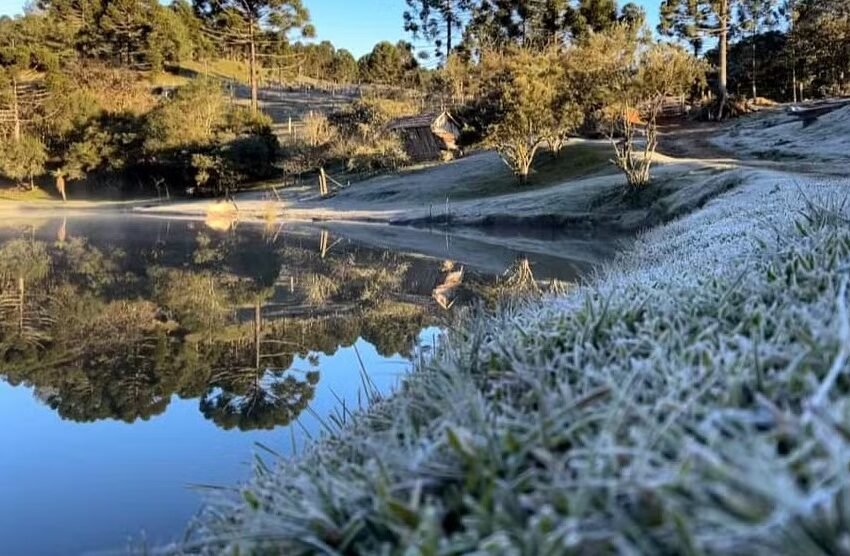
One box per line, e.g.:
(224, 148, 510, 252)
(182, 171, 850, 555)
(712, 104, 850, 167)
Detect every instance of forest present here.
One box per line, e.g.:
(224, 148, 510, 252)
(0, 0, 847, 199)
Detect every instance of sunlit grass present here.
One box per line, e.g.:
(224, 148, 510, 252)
(177, 60, 250, 84)
(0, 187, 55, 202)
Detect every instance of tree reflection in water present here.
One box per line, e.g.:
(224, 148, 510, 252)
(0, 220, 487, 430)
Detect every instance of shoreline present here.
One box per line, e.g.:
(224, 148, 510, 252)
(182, 156, 850, 554)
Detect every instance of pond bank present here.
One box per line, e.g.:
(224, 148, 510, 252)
(182, 163, 850, 554)
(131, 148, 748, 235)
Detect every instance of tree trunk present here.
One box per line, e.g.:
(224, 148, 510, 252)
(717, 0, 729, 120)
(11, 76, 20, 142)
(792, 61, 797, 103)
(752, 36, 758, 101)
(445, 1, 452, 59)
(518, 170, 529, 185)
(249, 22, 259, 113)
(56, 174, 67, 202)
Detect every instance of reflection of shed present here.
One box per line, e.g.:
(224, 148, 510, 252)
(387, 111, 461, 162)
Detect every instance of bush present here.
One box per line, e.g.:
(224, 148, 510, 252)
(0, 135, 48, 189)
(301, 112, 337, 148)
(144, 78, 227, 151)
(331, 133, 408, 173)
(222, 132, 278, 180)
(328, 96, 418, 137)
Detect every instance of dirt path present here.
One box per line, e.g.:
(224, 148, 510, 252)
(658, 120, 735, 160)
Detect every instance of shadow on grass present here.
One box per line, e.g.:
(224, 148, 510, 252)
(451, 142, 615, 201)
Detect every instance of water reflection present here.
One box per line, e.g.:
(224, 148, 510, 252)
(0, 219, 493, 431)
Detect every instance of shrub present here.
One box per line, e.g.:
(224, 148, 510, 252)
(0, 135, 48, 189)
(329, 96, 419, 137)
(301, 112, 337, 148)
(331, 133, 408, 173)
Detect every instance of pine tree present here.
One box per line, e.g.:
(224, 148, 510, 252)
(658, 0, 733, 117)
(736, 0, 779, 101)
(404, 0, 474, 62)
(193, 0, 314, 113)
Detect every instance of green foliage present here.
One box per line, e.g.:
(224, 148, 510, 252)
(480, 46, 583, 184)
(358, 41, 419, 86)
(144, 78, 227, 151)
(0, 135, 48, 188)
(62, 113, 145, 180)
(792, 0, 850, 96)
(403, 0, 470, 61)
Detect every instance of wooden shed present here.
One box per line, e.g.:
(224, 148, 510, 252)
(387, 111, 461, 162)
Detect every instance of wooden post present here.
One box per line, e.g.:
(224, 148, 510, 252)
(320, 230, 329, 259)
(18, 277, 24, 334)
(319, 167, 328, 197)
(56, 174, 66, 202)
(254, 300, 261, 369)
(249, 22, 259, 113)
(288, 116, 292, 135)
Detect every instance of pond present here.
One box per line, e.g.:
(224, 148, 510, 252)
(0, 215, 614, 555)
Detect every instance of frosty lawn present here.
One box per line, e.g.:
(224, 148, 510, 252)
(182, 170, 850, 554)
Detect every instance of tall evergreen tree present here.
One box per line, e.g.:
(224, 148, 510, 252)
(658, 0, 733, 117)
(404, 0, 474, 62)
(193, 0, 314, 113)
(735, 0, 778, 100)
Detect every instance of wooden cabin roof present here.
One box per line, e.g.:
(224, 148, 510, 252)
(387, 111, 459, 131)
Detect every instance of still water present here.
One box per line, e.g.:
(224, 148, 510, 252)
(0, 215, 606, 555)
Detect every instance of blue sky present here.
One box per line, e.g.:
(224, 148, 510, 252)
(1, 0, 661, 59)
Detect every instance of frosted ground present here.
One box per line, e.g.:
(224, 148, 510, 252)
(712, 103, 850, 169)
(177, 103, 850, 554)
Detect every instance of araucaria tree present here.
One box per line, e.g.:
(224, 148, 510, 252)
(659, 0, 733, 118)
(736, 0, 779, 101)
(194, 0, 314, 113)
(482, 46, 582, 184)
(404, 0, 471, 62)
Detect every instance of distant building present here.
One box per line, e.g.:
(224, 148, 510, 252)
(387, 111, 461, 162)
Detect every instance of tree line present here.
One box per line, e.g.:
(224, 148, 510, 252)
(0, 0, 431, 196)
(401, 0, 848, 187)
(408, 0, 850, 110)
(0, 0, 847, 197)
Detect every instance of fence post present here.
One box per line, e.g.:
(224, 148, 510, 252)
(319, 167, 328, 197)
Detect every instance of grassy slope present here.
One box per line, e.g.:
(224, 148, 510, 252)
(347, 142, 615, 206)
(183, 164, 850, 554)
(176, 60, 250, 84)
(449, 143, 614, 200)
(0, 187, 55, 202)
